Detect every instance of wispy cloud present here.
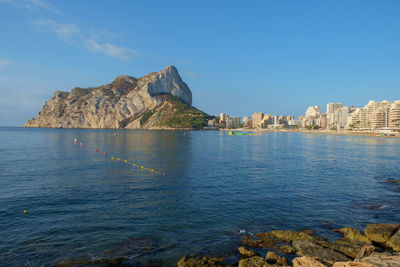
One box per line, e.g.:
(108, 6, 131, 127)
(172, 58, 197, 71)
(84, 39, 138, 61)
(0, 0, 61, 14)
(35, 19, 81, 43)
(0, 59, 13, 69)
(35, 19, 138, 61)
(1, 0, 137, 61)
(184, 71, 197, 78)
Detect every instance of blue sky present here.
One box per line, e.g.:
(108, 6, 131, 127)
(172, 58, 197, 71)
(1, 0, 400, 126)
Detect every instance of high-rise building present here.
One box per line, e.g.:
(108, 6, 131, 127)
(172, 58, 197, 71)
(242, 116, 252, 128)
(327, 103, 343, 114)
(326, 102, 343, 128)
(305, 106, 321, 118)
(219, 113, 227, 123)
(389, 101, 400, 129)
(226, 117, 241, 129)
(252, 112, 264, 129)
(371, 108, 385, 129)
(260, 114, 272, 128)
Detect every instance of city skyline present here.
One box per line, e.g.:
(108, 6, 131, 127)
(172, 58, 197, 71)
(218, 98, 400, 132)
(1, 0, 400, 126)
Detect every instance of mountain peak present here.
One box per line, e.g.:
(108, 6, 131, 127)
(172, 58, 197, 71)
(24, 66, 196, 129)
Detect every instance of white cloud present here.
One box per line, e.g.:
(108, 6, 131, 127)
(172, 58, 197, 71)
(0, 0, 61, 14)
(35, 19, 81, 43)
(35, 19, 138, 61)
(2, 0, 137, 61)
(184, 71, 197, 78)
(25, 0, 60, 13)
(84, 39, 138, 61)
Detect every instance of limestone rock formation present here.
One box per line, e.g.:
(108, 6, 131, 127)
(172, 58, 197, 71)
(177, 255, 227, 267)
(292, 239, 350, 262)
(292, 256, 329, 267)
(24, 66, 210, 129)
(238, 247, 260, 259)
(364, 224, 399, 243)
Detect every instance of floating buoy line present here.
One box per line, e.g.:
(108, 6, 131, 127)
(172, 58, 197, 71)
(73, 137, 165, 176)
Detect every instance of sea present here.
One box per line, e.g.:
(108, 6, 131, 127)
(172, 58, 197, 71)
(0, 127, 399, 266)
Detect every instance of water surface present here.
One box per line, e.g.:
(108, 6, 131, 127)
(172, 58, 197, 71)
(1, 128, 399, 265)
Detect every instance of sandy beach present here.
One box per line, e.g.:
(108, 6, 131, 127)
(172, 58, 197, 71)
(219, 128, 400, 139)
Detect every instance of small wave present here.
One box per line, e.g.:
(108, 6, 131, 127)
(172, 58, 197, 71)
(238, 229, 246, 234)
(379, 205, 387, 209)
(73, 246, 88, 251)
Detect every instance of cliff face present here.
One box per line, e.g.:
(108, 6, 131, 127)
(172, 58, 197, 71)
(23, 65, 208, 129)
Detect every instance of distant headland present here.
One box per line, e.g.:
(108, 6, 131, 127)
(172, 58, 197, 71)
(24, 65, 213, 129)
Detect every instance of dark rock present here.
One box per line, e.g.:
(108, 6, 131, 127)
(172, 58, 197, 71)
(363, 205, 383, 210)
(386, 229, 400, 251)
(238, 247, 259, 259)
(269, 230, 314, 242)
(292, 239, 350, 262)
(333, 228, 371, 244)
(277, 244, 296, 254)
(301, 229, 315, 235)
(242, 234, 279, 249)
(265, 251, 280, 264)
(317, 239, 365, 259)
(364, 224, 399, 243)
(355, 245, 375, 259)
(355, 252, 400, 266)
(383, 179, 400, 183)
(292, 256, 329, 267)
(238, 256, 265, 267)
(242, 230, 314, 249)
(332, 262, 371, 267)
(265, 251, 289, 266)
(177, 255, 228, 267)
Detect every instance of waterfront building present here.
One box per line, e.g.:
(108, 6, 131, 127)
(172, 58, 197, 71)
(326, 102, 343, 114)
(389, 101, 400, 128)
(288, 119, 300, 127)
(208, 119, 216, 127)
(243, 116, 252, 128)
(273, 115, 279, 125)
(326, 102, 343, 128)
(303, 106, 323, 128)
(219, 113, 227, 123)
(305, 106, 321, 117)
(371, 108, 386, 129)
(298, 116, 307, 128)
(226, 116, 241, 129)
(346, 108, 361, 129)
(252, 112, 264, 129)
(260, 114, 272, 128)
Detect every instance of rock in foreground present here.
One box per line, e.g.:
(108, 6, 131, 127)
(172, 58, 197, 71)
(178, 255, 227, 267)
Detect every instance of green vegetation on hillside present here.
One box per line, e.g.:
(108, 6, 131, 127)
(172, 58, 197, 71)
(164, 95, 214, 129)
(140, 110, 154, 125)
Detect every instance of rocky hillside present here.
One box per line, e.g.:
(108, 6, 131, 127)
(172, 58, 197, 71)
(24, 65, 212, 129)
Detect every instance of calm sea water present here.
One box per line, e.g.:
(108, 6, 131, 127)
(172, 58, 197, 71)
(1, 127, 400, 266)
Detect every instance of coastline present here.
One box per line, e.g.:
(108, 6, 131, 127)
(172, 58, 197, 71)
(176, 223, 400, 267)
(17, 126, 400, 139)
(219, 128, 400, 139)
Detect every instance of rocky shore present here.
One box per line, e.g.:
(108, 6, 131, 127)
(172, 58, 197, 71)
(178, 223, 400, 267)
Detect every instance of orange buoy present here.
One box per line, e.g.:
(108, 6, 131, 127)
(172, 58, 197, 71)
(104, 152, 106, 156)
